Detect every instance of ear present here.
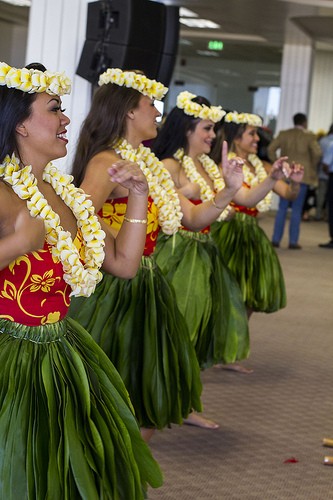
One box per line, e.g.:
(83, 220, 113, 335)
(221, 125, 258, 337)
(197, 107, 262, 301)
(16, 122, 28, 137)
(126, 109, 136, 120)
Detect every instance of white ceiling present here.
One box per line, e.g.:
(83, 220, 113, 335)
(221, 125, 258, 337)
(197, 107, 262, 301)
(171, 0, 333, 64)
(151, 0, 333, 101)
(2, 0, 333, 92)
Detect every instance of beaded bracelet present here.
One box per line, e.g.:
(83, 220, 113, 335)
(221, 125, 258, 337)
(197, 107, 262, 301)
(124, 216, 147, 224)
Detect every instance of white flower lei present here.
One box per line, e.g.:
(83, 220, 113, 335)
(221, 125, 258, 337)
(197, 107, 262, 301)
(224, 111, 262, 127)
(115, 139, 183, 234)
(176, 91, 225, 123)
(0, 62, 71, 96)
(98, 68, 168, 101)
(229, 152, 272, 212)
(0, 154, 105, 297)
(174, 149, 232, 221)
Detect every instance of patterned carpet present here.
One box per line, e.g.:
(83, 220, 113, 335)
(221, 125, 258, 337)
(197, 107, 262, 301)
(148, 213, 333, 499)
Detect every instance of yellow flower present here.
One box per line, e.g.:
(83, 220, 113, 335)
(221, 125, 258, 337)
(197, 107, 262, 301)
(147, 202, 159, 234)
(30, 270, 56, 293)
(116, 139, 183, 234)
(174, 149, 231, 221)
(176, 91, 225, 123)
(98, 68, 168, 100)
(225, 111, 262, 127)
(0, 62, 71, 96)
(0, 155, 105, 297)
(228, 152, 272, 211)
(0, 62, 10, 83)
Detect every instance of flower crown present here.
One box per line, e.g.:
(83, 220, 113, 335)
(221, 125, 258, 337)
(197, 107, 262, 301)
(98, 68, 168, 100)
(224, 111, 263, 127)
(0, 62, 71, 96)
(176, 91, 225, 123)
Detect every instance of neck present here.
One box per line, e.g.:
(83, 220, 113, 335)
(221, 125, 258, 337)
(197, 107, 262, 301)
(235, 149, 247, 161)
(18, 155, 47, 182)
(124, 130, 143, 150)
(186, 147, 203, 161)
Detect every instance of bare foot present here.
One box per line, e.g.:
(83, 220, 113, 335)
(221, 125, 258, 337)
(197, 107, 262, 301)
(141, 427, 156, 442)
(214, 363, 254, 374)
(183, 412, 219, 429)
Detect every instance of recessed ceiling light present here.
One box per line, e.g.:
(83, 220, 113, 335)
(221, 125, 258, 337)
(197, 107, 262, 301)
(197, 50, 219, 57)
(179, 38, 193, 46)
(0, 0, 31, 5)
(180, 7, 198, 18)
(180, 19, 221, 29)
(180, 29, 267, 43)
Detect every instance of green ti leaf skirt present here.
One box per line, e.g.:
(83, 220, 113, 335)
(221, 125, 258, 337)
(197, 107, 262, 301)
(155, 229, 250, 368)
(211, 212, 287, 313)
(0, 317, 163, 499)
(69, 255, 203, 430)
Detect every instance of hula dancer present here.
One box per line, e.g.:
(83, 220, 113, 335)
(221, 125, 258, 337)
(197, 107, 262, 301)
(69, 69, 244, 438)
(0, 62, 162, 499)
(210, 110, 304, 371)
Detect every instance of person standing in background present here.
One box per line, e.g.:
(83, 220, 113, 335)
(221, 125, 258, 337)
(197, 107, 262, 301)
(318, 126, 333, 248)
(268, 112, 321, 249)
(316, 125, 333, 222)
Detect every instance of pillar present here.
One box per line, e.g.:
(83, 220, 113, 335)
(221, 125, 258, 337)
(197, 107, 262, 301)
(25, 0, 93, 172)
(275, 19, 315, 133)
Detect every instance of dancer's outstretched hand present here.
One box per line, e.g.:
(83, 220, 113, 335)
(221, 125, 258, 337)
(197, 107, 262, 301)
(108, 160, 148, 196)
(270, 156, 290, 180)
(221, 141, 244, 193)
(289, 162, 304, 183)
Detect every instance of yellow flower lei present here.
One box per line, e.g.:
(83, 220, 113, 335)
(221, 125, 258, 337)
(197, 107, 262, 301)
(115, 139, 183, 234)
(224, 111, 262, 127)
(176, 91, 225, 123)
(229, 152, 272, 212)
(0, 62, 71, 96)
(98, 68, 168, 100)
(0, 154, 105, 297)
(174, 149, 232, 221)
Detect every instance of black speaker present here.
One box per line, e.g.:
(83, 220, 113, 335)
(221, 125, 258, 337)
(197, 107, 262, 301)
(76, 40, 162, 84)
(76, 0, 179, 87)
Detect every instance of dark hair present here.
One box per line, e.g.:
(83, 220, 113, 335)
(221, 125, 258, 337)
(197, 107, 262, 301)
(293, 113, 307, 126)
(72, 83, 141, 186)
(210, 118, 247, 164)
(152, 96, 211, 159)
(0, 62, 46, 163)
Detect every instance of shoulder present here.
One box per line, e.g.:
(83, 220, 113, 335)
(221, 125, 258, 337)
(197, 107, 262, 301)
(88, 149, 120, 169)
(161, 157, 182, 186)
(161, 157, 181, 173)
(84, 150, 121, 182)
(304, 130, 317, 139)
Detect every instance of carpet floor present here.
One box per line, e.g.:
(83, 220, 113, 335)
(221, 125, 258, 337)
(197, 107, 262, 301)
(148, 212, 333, 500)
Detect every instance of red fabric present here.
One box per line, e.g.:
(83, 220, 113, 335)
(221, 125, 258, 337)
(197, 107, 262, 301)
(231, 182, 258, 217)
(181, 199, 210, 233)
(0, 240, 73, 325)
(99, 196, 160, 256)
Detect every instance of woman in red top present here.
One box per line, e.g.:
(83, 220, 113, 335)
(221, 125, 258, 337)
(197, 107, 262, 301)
(0, 62, 162, 499)
(210, 111, 303, 371)
(69, 68, 245, 441)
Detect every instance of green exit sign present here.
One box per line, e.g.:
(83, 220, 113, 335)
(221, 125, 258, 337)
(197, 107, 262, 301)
(208, 40, 224, 51)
